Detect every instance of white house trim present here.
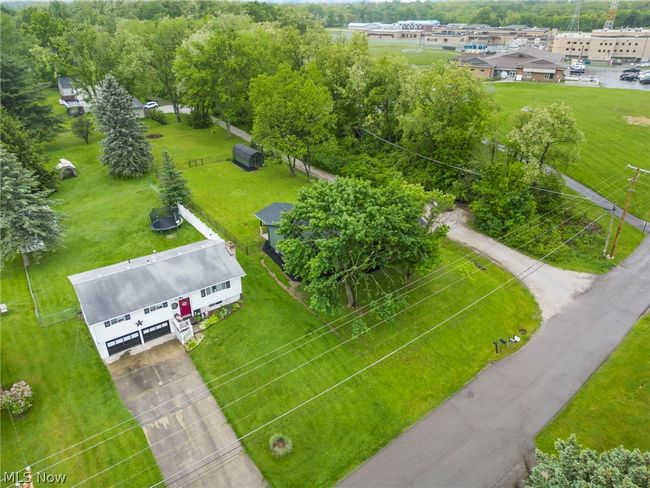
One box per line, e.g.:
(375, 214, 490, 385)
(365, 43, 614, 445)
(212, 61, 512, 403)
(69, 240, 245, 362)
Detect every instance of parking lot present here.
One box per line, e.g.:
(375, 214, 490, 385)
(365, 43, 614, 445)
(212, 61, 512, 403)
(579, 64, 650, 91)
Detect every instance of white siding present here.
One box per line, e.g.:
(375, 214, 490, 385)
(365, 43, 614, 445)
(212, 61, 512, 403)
(89, 276, 242, 360)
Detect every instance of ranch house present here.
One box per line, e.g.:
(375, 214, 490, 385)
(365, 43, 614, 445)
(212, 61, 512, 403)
(69, 240, 245, 361)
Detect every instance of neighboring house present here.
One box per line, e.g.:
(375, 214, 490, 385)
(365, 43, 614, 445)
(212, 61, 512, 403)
(77, 93, 146, 119)
(131, 97, 145, 119)
(69, 240, 245, 361)
(457, 48, 566, 81)
(57, 76, 76, 101)
(255, 203, 294, 254)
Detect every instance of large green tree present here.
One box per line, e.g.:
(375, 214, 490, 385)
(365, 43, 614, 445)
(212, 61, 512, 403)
(470, 161, 537, 237)
(399, 63, 493, 191)
(93, 75, 152, 178)
(507, 103, 584, 173)
(527, 435, 650, 488)
(0, 107, 55, 191)
(115, 17, 190, 121)
(0, 148, 63, 263)
(174, 15, 286, 132)
(250, 64, 335, 179)
(278, 177, 451, 312)
(0, 55, 62, 141)
(35, 24, 117, 98)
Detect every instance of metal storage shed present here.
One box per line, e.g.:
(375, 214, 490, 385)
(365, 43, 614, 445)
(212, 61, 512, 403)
(232, 144, 264, 170)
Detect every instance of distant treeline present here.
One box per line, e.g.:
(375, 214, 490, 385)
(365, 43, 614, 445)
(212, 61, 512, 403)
(2, 0, 649, 31)
(305, 1, 650, 30)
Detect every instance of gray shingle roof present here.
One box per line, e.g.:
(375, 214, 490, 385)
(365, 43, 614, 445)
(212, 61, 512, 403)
(69, 240, 245, 324)
(458, 48, 565, 70)
(254, 203, 294, 226)
(58, 77, 73, 89)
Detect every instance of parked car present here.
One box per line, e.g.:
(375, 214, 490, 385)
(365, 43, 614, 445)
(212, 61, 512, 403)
(639, 76, 650, 85)
(620, 72, 639, 81)
(623, 67, 641, 73)
(144, 101, 159, 110)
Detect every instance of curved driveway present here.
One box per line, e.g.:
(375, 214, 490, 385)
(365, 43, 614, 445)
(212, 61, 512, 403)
(341, 233, 650, 488)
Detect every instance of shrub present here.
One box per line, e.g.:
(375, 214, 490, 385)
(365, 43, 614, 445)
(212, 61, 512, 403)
(269, 433, 293, 458)
(149, 109, 168, 125)
(1, 381, 34, 416)
(186, 111, 212, 129)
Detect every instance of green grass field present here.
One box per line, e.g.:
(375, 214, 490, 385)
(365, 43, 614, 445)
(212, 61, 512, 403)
(491, 83, 650, 222)
(174, 154, 541, 486)
(536, 314, 650, 454)
(0, 95, 207, 485)
(368, 43, 458, 66)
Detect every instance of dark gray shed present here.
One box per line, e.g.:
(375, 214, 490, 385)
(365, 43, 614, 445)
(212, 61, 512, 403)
(232, 144, 264, 170)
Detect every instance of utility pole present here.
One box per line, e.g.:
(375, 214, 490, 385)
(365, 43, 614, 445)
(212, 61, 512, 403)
(608, 165, 649, 258)
(602, 205, 616, 257)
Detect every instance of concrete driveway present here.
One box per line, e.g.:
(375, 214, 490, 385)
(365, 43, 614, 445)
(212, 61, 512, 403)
(108, 340, 265, 487)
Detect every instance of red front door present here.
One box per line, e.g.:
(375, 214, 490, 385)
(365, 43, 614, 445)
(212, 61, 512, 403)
(178, 297, 191, 317)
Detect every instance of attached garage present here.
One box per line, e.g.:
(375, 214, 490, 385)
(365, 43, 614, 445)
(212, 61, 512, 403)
(106, 332, 142, 356)
(142, 320, 171, 343)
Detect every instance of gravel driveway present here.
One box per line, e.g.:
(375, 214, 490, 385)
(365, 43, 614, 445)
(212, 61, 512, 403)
(442, 209, 595, 321)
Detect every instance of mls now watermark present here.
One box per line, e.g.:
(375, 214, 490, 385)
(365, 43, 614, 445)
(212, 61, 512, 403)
(3, 470, 66, 484)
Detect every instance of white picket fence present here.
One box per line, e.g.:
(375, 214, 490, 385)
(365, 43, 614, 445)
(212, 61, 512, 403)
(178, 204, 224, 242)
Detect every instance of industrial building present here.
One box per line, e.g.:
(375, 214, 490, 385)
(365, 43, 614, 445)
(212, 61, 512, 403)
(551, 29, 650, 62)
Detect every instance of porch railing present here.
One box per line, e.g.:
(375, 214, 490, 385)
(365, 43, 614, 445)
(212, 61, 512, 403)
(172, 316, 194, 345)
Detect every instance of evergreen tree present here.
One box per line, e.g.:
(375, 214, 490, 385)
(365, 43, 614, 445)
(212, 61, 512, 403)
(527, 435, 649, 488)
(158, 150, 191, 207)
(0, 148, 63, 263)
(0, 107, 56, 191)
(0, 56, 62, 141)
(93, 75, 152, 178)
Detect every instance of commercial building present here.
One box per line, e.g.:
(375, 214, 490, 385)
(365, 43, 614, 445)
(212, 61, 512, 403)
(457, 48, 566, 82)
(551, 29, 650, 62)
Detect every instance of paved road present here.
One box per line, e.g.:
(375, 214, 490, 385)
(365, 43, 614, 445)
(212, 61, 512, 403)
(108, 341, 265, 488)
(561, 173, 648, 233)
(341, 235, 650, 488)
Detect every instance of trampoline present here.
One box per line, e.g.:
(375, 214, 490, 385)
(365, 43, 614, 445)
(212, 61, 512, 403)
(150, 207, 183, 232)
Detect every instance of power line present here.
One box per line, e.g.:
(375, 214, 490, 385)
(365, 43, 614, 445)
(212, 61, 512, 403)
(66, 209, 608, 488)
(23, 171, 630, 485)
(152, 212, 607, 488)
(107, 202, 609, 488)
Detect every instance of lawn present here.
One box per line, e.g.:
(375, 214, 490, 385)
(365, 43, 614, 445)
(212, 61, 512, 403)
(173, 157, 541, 487)
(368, 43, 458, 66)
(491, 83, 650, 222)
(536, 313, 650, 453)
(0, 94, 204, 485)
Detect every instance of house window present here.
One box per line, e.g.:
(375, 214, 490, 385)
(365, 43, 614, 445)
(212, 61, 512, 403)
(104, 314, 131, 327)
(144, 301, 168, 314)
(209, 301, 223, 308)
(200, 280, 231, 297)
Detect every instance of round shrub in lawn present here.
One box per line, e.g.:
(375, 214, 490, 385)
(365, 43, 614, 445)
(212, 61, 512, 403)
(269, 433, 293, 459)
(1, 381, 34, 416)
